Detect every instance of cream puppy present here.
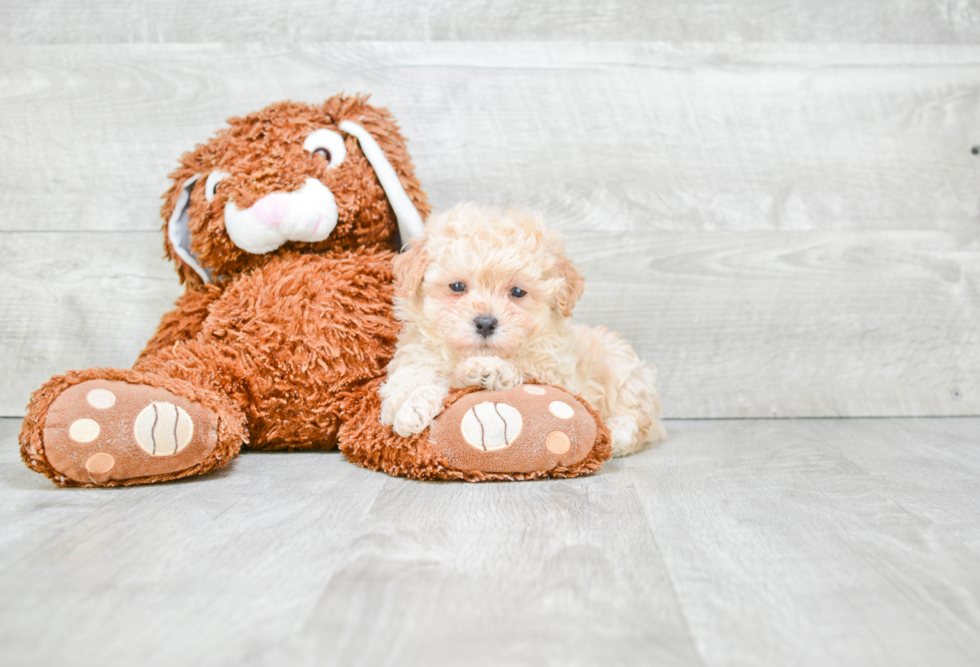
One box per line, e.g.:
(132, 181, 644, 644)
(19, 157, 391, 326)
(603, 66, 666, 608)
(380, 203, 666, 457)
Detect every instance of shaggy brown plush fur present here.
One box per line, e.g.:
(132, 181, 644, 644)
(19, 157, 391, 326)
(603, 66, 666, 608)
(20, 94, 610, 487)
(162, 96, 429, 284)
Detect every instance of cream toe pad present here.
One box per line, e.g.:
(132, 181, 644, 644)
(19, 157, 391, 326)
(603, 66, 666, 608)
(86, 388, 116, 409)
(548, 401, 575, 419)
(134, 402, 194, 456)
(69, 419, 100, 443)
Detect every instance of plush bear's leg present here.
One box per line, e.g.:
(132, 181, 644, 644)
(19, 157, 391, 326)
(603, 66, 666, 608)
(20, 367, 248, 488)
(338, 379, 611, 482)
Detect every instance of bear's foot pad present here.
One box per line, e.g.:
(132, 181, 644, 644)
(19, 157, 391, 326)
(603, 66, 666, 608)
(43, 380, 218, 485)
(428, 384, 598, 474)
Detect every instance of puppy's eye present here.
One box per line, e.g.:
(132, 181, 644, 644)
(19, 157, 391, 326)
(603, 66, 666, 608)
(450, 282, 466, 293)
(510, 287, 527, 298)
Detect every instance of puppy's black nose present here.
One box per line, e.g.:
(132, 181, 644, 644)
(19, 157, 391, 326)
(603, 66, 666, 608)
(474, 315, 498, 338)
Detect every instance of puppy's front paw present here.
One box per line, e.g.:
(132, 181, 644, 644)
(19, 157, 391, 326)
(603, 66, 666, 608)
(393, 399, 436, 437)
(455, 356, 522, 391)
(392, 387, 447, 437)
(379, 395, 399, 427)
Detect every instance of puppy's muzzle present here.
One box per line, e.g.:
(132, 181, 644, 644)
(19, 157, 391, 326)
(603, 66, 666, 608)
(474, 315, 498, 338)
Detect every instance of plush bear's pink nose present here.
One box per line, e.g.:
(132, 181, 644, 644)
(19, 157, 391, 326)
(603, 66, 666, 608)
(250, 193, 290, 228)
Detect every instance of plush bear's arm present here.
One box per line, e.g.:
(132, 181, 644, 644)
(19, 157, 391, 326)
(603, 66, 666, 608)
(136, 283, 225, 363)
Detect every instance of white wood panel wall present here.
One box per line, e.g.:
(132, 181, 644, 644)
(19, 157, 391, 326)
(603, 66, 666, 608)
(3, 1, 980, 43)
(1, 16, 978, 419)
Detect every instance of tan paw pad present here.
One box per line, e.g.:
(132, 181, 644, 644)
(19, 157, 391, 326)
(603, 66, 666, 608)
(460, 402, 522, 451)
(429, 384, 598, 475)
(546, 431, 571, 454)
(134, 402, 194, 456)
(85, 453, 115, 474)
(42, 379, 219, 485)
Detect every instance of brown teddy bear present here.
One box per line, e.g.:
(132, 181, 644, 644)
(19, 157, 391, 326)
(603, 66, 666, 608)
(19, 94, 610, 487)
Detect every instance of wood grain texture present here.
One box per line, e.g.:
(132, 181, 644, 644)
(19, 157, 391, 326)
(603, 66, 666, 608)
(0, 417, 700, 667)
(0, 233, 182, 416)
(2, 416, 979, 666)
(0, 231, 980, 418)
(3, 0, 980, 44)
(568, 229, 979, 419)
(2, 226, 977, 418)
(2, 43, 978, 233)
(2, 43, 978, 418)
(625, 417, 980, 666)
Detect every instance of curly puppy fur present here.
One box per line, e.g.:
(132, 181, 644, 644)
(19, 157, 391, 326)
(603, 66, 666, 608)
(380, 203, 667, 457)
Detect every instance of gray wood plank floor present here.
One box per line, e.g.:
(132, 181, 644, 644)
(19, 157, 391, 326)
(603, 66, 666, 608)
(2, 416, 979, 666)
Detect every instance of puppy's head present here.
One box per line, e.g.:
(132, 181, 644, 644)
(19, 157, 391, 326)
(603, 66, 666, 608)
(393, 203, 584, 359)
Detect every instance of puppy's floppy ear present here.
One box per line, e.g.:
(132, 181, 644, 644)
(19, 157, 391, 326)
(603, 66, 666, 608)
(392, 240, 429, 298)
(555, 256, 585, 317)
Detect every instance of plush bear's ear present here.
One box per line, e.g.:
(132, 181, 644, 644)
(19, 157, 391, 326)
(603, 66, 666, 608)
(340, 120, 425, 244)
(335, 96, 431, 223)
(392, 239, 429, 298)
(555, 255, 586, 318)
(164, 174, 212, 284)
(161, 166, 212, 285)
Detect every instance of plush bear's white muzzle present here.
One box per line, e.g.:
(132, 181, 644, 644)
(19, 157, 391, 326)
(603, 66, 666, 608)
(223, 177, 338, 254)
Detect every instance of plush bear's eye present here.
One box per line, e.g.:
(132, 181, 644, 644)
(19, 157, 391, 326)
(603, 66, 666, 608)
(450, 282, 467, 293)
(205, 171, 230, 203)
(303, 129, 347, 169)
